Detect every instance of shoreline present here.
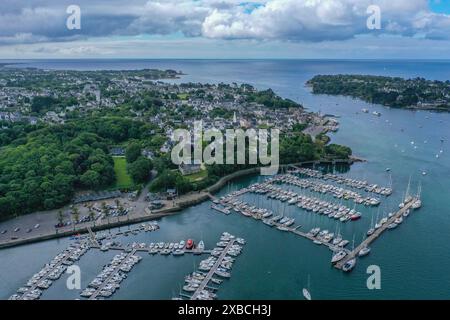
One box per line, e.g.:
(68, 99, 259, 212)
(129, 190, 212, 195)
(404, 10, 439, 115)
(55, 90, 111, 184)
(0, 158, 356, 250)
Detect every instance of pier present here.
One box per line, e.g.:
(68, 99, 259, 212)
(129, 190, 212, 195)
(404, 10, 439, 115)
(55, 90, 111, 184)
(89, 249, 138, 300)
(190, 239, 236, 300)
(87, 226, 100, 247)
(289, 226, 350, 253)
(335, 198, 418, 270)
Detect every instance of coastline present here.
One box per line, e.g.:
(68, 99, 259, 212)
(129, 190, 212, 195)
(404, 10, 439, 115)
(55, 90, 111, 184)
(0, 158, 357, 250)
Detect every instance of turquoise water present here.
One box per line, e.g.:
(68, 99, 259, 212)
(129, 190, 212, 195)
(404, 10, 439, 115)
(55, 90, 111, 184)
(1, 60, 450, 299)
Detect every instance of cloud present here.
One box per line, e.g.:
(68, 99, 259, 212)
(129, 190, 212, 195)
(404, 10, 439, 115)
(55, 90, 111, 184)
(0, 0, 449, 46)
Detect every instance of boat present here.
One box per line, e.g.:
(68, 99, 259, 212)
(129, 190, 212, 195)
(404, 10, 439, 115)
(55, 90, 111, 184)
(350, 212, 361, 221)
(387, 223, 398, 229)
(394, 216, 403, 224)
(302, 288, 311, 301)
(342, 258, 356, 272)
(262, 218, 275, 227)
(331, 250, 347, 264)
(185, 239, 194, 250)
(197, 240, 205, 251)
(214, 270, 231, 278)
(358, 247, 371, 257)
(276, 225, 290, 232)
(367, 228, 375, 236)
(172, 249, 185, 256)
(302, 275, 312, 300)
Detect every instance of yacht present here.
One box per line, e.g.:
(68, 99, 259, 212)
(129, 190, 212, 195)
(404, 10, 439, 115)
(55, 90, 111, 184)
(302, 288, 311, 301)
(387, 223, 398, 229)
(342, 258, 356, 272)
(332, 235, 343, 246)
(412, 199, 422, 209)
(350, 212, 362, 221)
(276, 225, 290, 232)
(366, 228, 375, 236)
(338, 240, 349, 247)
(197, 240, 205, 251)
(394, 216, 403, 224)
(331, 250, 347, 264)
(403, 209, 410, 218)
(172, 249, 185, 256)
(358, 247, 371, 257)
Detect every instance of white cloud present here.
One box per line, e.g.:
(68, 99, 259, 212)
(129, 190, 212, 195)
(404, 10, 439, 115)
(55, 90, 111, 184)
(0, 0, 449, 46)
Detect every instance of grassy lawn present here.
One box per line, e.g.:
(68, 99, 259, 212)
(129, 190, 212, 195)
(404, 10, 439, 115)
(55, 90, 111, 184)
(112, 156, 134, 189)
(177, 93, 189, 100)
(185, 169, 208, 182)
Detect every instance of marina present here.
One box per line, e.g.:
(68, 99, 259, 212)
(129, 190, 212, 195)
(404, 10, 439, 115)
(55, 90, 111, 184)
(212, 166, 422, 273)
(177, 232, 245, 300)
(9, 240, 90, 300)
(271, 174, 383, 206)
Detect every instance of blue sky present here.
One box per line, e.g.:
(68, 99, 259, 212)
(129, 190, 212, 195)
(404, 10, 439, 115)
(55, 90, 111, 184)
(0, 0, 450, 59)
(430, 0, 450, 13)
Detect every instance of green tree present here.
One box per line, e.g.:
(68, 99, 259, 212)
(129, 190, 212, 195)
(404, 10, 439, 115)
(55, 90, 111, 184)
(128, 157, 153, 183)
(125, 143, 142, 163)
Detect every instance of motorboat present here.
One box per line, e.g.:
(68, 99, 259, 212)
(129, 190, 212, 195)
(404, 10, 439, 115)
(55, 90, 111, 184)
(331, 250, 347, 264)
(358, 247, 371, 257)
(342, 258, 356, 272)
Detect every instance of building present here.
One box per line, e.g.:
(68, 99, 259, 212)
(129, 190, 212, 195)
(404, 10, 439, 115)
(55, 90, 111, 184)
(179, 163, 202, 176)
(109, 147, 125, 156)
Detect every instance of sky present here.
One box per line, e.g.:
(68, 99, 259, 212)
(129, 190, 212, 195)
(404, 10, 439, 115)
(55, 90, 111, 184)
(0, 0, 449, 59)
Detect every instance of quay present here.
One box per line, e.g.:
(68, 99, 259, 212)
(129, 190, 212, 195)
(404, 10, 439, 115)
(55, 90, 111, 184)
(190, 239, 236, 300)
(335, 197, 419, 270)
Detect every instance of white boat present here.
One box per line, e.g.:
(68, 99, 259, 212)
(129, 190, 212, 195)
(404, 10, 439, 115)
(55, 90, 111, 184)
(302, 288, 311, 300)
(342, 258, 356, 272)
(197, 240, 205, 251)
(394, 216, 403, 224)
(387, 223, 398, 229)
(303, 275, 312, 300)
(331, 250, 347, 264)
(358, 247, 371, 257)
(366, 228, 375, 236)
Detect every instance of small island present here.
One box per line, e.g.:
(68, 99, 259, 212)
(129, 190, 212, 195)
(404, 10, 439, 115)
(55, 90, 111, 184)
(307, 74, 450, 111)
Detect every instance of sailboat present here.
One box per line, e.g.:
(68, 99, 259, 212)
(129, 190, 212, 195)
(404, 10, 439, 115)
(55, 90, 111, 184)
(302, 275, 312, 300)
(412, 181, 422, 209)
(342, 235, 357, 272)
(367, 210, 376, 236)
